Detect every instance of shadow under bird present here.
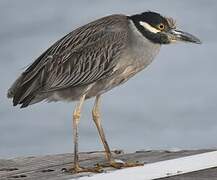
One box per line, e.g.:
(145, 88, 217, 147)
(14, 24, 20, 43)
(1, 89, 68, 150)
(7, 11, 201, 173)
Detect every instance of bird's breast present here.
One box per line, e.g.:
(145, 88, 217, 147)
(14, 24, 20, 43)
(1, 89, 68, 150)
(86, 22, 161, 98)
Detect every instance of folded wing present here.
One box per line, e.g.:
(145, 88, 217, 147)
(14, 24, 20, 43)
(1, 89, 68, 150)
(7, 15, 129, 107)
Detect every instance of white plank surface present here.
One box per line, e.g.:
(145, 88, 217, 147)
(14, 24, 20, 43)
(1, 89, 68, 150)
(78, 151, 217, 180)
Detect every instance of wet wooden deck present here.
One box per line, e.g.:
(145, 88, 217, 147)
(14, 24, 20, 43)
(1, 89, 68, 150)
(0, 149, 216, 180)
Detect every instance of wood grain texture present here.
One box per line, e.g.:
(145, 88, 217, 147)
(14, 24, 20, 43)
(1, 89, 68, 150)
(0, 149, 216, 180)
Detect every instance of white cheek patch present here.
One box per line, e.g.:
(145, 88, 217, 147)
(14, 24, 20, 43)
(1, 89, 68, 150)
(139, 21, 160, 34)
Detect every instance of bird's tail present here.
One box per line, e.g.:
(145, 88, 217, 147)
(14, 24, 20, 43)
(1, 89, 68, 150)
(7, 74, 24, 99)
(7, 70, 44, 108)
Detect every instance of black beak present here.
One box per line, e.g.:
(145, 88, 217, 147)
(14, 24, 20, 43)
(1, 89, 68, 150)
(169, 29, 202, 44)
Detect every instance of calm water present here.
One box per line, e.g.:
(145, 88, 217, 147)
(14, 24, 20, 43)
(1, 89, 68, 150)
(0, 0, 217, 158)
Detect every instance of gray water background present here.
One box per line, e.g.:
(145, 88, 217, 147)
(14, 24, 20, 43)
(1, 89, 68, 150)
(0, 0, 217, 158)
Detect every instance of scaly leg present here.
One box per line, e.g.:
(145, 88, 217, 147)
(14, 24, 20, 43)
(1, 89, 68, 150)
(73, 94, 85, 172)
(92, 95, 112, 162)
(66, 94, 102, 173)
(92, 95, 144, 169)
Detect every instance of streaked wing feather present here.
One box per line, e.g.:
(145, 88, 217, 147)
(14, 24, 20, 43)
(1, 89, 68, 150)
(41, 16, 129, 92)
(10, 14, 129, 106)
(45, 33, 126, 91)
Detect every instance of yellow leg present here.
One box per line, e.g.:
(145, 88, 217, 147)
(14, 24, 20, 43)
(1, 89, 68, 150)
(92, 95, 112, 162)
(65, 95, 102, 173)
(92, 95, 144, 169)
(65, 94, 143, 173)
(72, 94, 85, 172)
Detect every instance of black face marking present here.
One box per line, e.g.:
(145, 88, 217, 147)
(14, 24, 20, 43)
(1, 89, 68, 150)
(128, 11, 172, 44)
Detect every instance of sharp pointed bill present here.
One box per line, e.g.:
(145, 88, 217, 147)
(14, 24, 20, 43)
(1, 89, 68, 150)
(169, 29, 202, 44)
(139, 21, 160, 34)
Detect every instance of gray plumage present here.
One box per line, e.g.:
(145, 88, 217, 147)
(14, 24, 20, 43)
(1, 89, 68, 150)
(8, 14, 160, 108)
(7, 11, 201, 171)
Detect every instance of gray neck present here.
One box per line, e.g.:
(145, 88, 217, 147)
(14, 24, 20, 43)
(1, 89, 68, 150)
(128, 20, 161, 67)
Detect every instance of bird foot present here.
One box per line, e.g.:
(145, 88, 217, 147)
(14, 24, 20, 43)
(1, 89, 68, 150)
(97, 159, 144, 169)
(110, 159, 144, 169)
(62, 164, 103, 174)
(62, 159, 143, 174)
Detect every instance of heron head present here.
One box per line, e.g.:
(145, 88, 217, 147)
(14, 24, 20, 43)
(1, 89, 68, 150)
(129, 11, 201, 44)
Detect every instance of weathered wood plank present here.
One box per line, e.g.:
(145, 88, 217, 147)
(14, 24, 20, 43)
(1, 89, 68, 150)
(0, 149, 215, 180)
(80, 150, 217, 180)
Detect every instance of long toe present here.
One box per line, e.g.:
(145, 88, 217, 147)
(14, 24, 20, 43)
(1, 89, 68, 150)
(110, 159, 144, 169)
(62, 165, 104, 174)
(97, 159, 144, 169)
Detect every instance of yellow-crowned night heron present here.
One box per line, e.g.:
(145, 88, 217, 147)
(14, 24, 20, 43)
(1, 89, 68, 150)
(7, 11, 201, 173)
